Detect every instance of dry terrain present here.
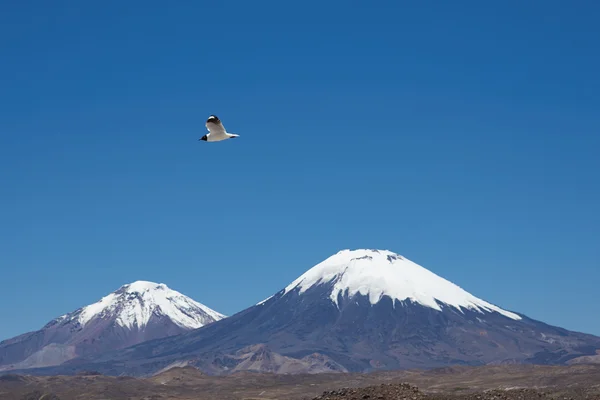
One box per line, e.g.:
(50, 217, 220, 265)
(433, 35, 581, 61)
(2, 364, 600, 400)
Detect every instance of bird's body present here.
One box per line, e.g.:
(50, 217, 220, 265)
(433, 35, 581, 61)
(199, 115, 239, 142)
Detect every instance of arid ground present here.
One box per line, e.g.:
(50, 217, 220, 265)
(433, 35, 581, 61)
(2, 364, 600, 400)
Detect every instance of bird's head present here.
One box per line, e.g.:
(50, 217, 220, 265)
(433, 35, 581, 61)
(199, 135, 208, 141)
(206, 115, 220, 123)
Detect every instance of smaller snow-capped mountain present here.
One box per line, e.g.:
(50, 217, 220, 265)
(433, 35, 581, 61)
(0, 281, 225, 371)
(63, 280, 225, 331)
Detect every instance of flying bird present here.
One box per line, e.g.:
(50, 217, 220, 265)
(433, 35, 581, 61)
(199, 115, 239, 142)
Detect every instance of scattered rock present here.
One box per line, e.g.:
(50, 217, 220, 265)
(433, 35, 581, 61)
(312, 383, 426, 400)
(312, 384, 600, 400)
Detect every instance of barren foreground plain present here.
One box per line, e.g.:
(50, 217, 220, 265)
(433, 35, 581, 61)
(2, 364, 600, 400)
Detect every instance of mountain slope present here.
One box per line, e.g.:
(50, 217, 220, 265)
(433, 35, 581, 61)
(0, 281, 225, 371)
(6, 249, 600, 377)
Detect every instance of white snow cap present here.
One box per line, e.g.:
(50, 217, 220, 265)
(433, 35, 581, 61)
(76, 280, 226, 330)
(282, 249, 521, 320)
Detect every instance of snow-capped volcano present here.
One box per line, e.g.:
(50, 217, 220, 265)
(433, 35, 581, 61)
(16, 249, 600, 378)
(0, 281, 225, 371)
(70, 280, 225, 330)
(279, 249, 520, 319)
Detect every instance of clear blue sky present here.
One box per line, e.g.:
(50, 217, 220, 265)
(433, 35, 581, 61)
(1, 1, 599, 341)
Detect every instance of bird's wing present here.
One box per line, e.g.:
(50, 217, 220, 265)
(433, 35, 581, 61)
(206, 115, 226, 135)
